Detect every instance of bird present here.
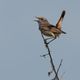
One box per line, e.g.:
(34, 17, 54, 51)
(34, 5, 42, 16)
(35, 10, 66, 41)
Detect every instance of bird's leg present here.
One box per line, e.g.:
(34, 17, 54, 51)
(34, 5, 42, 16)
(47, 38, 56, 44)
(40, 33, 48, 45)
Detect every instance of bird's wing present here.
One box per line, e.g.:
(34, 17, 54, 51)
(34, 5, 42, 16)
(48, 25, 61, 34)
(39, 26, 50, 31)
(56, 10, 66, 30)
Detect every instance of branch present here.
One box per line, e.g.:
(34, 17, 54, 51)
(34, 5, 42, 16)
(53, 59, 63, 80)
(57, 59, 63, 74)
(40, 33, 59, 80)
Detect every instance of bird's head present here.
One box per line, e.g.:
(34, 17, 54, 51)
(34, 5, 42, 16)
(34, 16, 50, 26)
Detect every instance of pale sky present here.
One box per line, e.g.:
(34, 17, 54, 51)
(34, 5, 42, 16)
(0, 0, 80, 80)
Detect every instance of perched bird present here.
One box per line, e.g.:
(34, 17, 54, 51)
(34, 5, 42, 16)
(35, 10, 66, 40)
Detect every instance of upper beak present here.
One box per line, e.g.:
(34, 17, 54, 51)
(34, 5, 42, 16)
(35, 16, 40, 19)
(34, 16, 39, 22)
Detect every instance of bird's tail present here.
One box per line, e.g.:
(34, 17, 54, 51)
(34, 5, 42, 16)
(56, 10, 66, 30)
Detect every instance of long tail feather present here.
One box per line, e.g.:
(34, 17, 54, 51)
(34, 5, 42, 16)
(56, 10, 66, 30)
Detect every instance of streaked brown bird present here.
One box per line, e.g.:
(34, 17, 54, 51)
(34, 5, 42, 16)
(35, 10, 66, 42)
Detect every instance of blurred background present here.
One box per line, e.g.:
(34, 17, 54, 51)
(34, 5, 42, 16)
(0, 0, 80, 80)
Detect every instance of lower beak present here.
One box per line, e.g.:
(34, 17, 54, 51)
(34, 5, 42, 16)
(34, 20, 39, 22)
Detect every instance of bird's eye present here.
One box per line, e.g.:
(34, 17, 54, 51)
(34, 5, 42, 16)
(40, 18, 44, 20)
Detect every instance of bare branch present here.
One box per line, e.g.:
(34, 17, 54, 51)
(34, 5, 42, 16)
(40, 32, 59, 80)
(57, 59, 63, 74)
(53, 59, 63, 80)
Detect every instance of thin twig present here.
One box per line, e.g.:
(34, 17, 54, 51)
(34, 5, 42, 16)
(40, 54, 48, 58)
(57, 59, 63, 74)
(53, 59, 63, 80)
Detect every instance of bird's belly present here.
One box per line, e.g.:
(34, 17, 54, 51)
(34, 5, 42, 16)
(41, 30, 56, 38)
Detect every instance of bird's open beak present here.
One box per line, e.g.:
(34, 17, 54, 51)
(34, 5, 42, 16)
(34, 16, 39, 22)
(35, 16, 40, 19)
